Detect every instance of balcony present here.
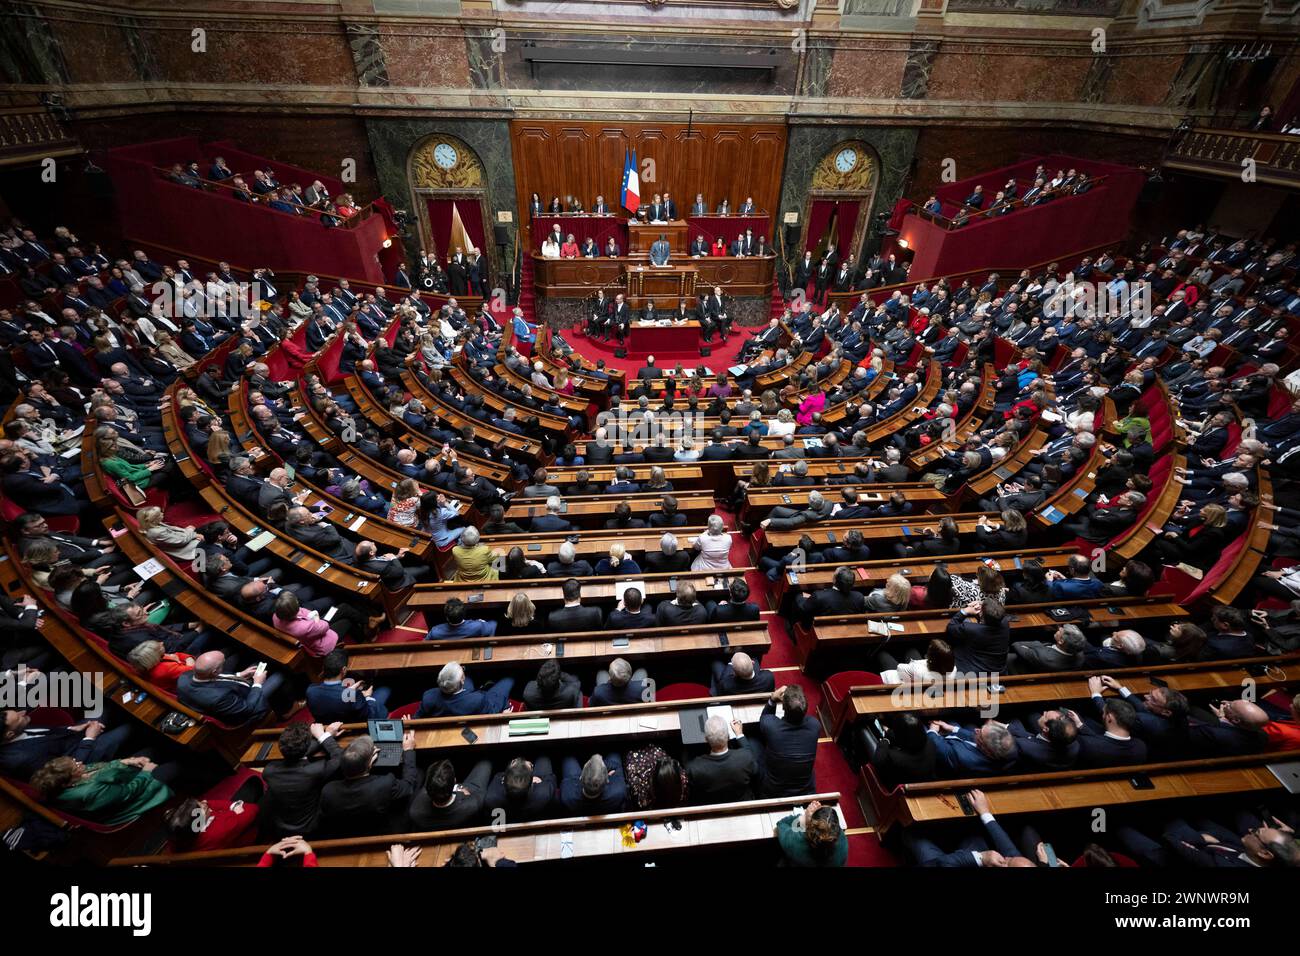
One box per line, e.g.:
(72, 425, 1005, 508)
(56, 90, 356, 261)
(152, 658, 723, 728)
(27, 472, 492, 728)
(1164, 126, 1300, 189)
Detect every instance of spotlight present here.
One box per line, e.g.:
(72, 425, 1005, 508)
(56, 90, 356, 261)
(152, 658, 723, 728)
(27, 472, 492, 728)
(897, 239, 910, 250)
(382, 238, 393, 249)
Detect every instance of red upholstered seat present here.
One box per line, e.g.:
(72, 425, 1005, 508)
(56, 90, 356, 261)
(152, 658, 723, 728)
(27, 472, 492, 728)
(654, 682, 711, 702)
(387, 702, 421, 719)
(822, 670, 882, 709)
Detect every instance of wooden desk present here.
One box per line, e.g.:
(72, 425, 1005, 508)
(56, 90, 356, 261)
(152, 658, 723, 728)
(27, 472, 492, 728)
(805, 595, 1188, 675)
(830, 654, 1300, 738)
(628, 220, 688, 255)
(864, 751, 1300, 833)
(531, 254, 773, 300)
(110, 794, 841, 867)
(240, 693, 771, 766)
(404, 568, 750, 612)
(345, 619, 771, 675)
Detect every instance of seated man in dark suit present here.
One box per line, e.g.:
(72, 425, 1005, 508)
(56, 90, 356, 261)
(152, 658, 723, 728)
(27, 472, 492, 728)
(545, 541, 594, 579)
(607, 587, 655, 629)
(532, 496, 576, 533)
(559, 752, 626, 814)
(485, 756, 557, 822)
(1068, 696, 1149, 767)
(1186, 698, 1269, 756)
(794, 567, 865, 623)
(903, 789, 1033, 866)
(710, 651, 776, 696)
(259, 721, 344, 837)
(750, 684, 820, 796)
(306, 649, 391, 722)
(176, 651, 284, 726)
(655, 581, 709, 626)
(686, 714, 760, 804)
(589, 656, 653, 706)
(1005, 710, 1080, 771)
(707, 579, 762, 623)
(416, 661, 514, 717)
(0, 709, 131, 781)
(424, 597, 497, 640)
(407, 758, 492, 830)
(522, 659, 583, 710)
(545, 578, 603, 631)
(927, 718, 1019, 778)
(644, 533, 694, 573)
(318, 731, 420, 836)
(1008, 623, 1088, 674)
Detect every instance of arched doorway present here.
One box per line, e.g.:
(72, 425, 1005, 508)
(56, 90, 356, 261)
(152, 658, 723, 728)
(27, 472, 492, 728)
(801, 141, 879, 266)
(407, 135, 493, 294)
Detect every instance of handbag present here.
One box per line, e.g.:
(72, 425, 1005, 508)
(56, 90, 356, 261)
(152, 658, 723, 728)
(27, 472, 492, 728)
(121, 481, 148, 507)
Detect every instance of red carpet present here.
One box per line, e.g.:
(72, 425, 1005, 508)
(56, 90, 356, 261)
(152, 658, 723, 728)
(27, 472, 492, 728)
(567, 324, 757, 377)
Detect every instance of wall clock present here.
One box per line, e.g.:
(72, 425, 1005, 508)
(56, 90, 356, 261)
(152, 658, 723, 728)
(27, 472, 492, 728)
(835, 148, 858, 174)
(433, 143, 459, 170)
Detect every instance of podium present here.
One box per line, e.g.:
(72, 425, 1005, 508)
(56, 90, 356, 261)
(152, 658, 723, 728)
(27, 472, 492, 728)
(628, 220, 688, 255)
(626, 263, 698, 301)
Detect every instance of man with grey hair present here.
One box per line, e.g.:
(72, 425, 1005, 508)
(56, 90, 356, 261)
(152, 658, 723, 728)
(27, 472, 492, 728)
(1009, 623, 1088, 674)
(645, 532, 692, 573)
(590, 656, 653, 706)
(531, 494, 574, 533)
(927, 718, 1019, 776)
(686, 714, 760, 803)
(416, 661, 514, 717)
(545, 540, 594, 578)
(760, 489, 832, 531)
(772, 433, 804, 460)
(559, 752, 626, 813)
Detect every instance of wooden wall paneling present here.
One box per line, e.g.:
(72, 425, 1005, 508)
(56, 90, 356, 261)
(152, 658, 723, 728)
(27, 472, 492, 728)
(509, 120, 788, 230)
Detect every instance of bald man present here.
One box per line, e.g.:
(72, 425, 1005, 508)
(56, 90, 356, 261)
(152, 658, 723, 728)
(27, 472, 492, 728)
(176, 651, 284, 725)
(710, 651, 775, 697)
(1188, 698, 1270, 756)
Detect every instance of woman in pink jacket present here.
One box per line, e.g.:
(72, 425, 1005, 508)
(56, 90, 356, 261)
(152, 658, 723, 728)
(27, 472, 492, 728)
(796, 390, 826, 426)
(271, 591, 339, 657)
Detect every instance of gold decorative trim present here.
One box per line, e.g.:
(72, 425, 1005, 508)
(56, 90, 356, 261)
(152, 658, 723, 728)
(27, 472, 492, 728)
(409, 133, 485, 190)
(811, 140, 875, 192)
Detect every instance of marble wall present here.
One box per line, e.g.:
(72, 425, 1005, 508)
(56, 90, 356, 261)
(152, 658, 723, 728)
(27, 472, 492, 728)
(364, 116, 517, 269)
(776, 124, 919, 265)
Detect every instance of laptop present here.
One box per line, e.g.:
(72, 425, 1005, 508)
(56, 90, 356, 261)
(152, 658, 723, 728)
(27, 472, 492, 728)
(1267, 761, 1300, 795)
(679, 707, 709, 746)
(367, 718, 404, 768)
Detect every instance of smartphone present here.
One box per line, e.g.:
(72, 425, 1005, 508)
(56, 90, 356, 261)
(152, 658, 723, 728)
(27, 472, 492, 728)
(613, 636, 630, 648)
(825, 531, 837, 543)
(482, 645, 493, 660)
(1129, 772, 1155, 791)
(1148, 675, 1168, 689)
(718, 633, 730, 648)
(555, 640, 565, 658)
(468, 592, 484, 603)
(956, 791, 976, 816)
(668, 577, 678, 594)
(781, 495, 792, 504)
(788, 571, 799, 585)
(1042, 843, 1059, 867)
(461, 727, 479, 744)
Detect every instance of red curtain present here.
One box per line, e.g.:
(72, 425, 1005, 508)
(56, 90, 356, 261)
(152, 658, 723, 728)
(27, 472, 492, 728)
(426, 197, 487, 258)
(804, 200, 835, 254)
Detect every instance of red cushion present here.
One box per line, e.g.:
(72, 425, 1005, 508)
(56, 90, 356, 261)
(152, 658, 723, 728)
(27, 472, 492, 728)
(654, 682, 711, 702)
(822, 670, 882, 706)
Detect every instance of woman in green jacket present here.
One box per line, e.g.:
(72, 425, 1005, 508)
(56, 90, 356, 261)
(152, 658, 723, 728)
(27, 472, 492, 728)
(775, 800, 848, 867)
(31, 756, 174, 826)
(98, 434, 168, 488)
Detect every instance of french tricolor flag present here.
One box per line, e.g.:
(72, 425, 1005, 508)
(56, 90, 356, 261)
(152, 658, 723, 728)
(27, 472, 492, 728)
(621, 148, 640, 214)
